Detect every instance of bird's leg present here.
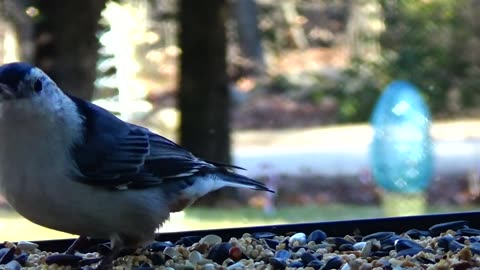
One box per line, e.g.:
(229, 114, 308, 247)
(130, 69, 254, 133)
(96, 235, 133, 270)
(96, 244, 129, 270)
(96, 251, 115, 270)
(64, 235, 90, 255)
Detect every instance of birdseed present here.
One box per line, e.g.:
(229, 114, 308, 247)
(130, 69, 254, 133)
(2, 220, 480, 269)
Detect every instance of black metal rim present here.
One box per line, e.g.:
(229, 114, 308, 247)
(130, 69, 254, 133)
(31, 211, 480, 251)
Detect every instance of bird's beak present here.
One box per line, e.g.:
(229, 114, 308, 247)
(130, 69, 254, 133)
(0, 83, 15, 101)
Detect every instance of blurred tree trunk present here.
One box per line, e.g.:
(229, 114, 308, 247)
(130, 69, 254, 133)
(1, 0, 34, 62)
(281, 0, 308, 49)
(231, 0, 265, 76)
(346, 0, 384, 62)
(178, 0, 237, 206)
(33, 0, 107, 100)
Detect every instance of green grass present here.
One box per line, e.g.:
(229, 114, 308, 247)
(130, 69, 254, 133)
(1, 204, 478, 242)
(183, 204, 385, 223)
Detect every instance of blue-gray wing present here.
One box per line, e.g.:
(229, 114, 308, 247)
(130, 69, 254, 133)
(69, 95, 212, 189)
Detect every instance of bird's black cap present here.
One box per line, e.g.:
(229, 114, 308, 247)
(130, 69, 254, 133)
(0, 62, 35, 90)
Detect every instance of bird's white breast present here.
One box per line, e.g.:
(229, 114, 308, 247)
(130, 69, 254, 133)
(0, 96, 169, 242)
(0, 96, 169, 243)
(0, 96, 84, 223)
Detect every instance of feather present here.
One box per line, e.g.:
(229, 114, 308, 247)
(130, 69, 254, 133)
(69, 95, 215, 189)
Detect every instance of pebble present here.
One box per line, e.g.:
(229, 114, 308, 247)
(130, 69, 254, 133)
(146, 253, 164, 265)
(288, 260, 304, 268)
(307, 229, 327, 243)
(437, 235, 455, 250)
(289, 232, 307, 246)
(395, 247, 423, 257)
(300, 251, 316, 264)
(163, 246, 179, 258)
(404, 228, 431, 238)
(275, 249, 290, 261)
(264, 239, 278, 250)
(4, 259, 21, 270)
(202, 263, 216, 270)
(268, 257, 286, 270)
(176, 236, 201, 247)
(45, 254, 83, 266)
(0, 247, 15, 264)
(251, 232, 276, 240)
(429, 220, 468, 235)
(13, 252, 28, 266)
(457, 227, 480, 236)
(328, 237, 353, 247)
(16, 240, 39, 252)
(206, 243, 231, 264)
(341, 262, 351, 270)
(323, 256, 343, 270)
(229, 246, 244, 261)
(470, 242, 480, 255)
(394, 239, 423, 251)
(448, 240, 465, 252)
(135, 264, 154, 270)
(339, 243, 355, 251)
(147, 241, 174, 252)
(381, 234, 402, 246)
(307, 259, 324, 270)
(226, 261, 245, 270)
(188, 250, 203, 265)
(360, 241, 372, 257)
(353, 241, 367, 250)
(199, 234, 222, 246)
(362, 231, 395, 242)
(79, 257, 103, 266)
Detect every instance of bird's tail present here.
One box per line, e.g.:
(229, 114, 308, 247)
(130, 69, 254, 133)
(165, 169, 274, 212)
(218, 170, 275, 193)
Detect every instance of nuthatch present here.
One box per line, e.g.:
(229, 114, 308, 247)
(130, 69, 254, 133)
(0, 62, 272, 266)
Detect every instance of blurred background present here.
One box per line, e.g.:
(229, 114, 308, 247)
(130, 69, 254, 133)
(1, 0, 480, 241)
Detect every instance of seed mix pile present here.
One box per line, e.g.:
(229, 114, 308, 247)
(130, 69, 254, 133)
(1, 220, 480, 269)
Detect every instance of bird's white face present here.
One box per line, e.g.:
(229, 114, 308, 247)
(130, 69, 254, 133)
(0, 65, 69, 118)
(0, 67, 61, 101)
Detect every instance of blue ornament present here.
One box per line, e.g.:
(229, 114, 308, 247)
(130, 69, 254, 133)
(370, 80, 433, 193)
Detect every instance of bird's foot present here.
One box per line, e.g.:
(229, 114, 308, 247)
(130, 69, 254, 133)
(96, 255, 114, 270)
(64, 235, 90, 255)
(95, 245, 136, 269)
(64, 236, 114, 269)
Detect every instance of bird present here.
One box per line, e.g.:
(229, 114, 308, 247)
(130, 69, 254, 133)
(0, 62, 273, 267)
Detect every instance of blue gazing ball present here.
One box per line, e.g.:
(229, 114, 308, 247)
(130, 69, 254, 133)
(370, 80, 433, 193)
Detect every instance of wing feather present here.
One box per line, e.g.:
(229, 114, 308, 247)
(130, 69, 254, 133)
(69, 95, 213, 189)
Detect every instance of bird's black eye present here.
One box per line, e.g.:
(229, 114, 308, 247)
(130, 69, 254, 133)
(34, 80, 42, 93)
